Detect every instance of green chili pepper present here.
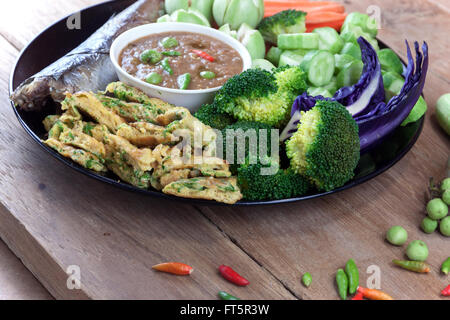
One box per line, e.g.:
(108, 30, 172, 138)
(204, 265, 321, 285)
(200, 71, 216, 79)
(345, 259, 359, 295)
(301, 272, 312, 288)
(140, 49, 162, 64)
(218, 291, 240, 300)
(392, 260, 431, 273)
(336, 269, 348, 300)
(161, 58, 173, 75)
(161, 37, 178, 48)
(442, 257, 450, 275)
(162, 50, 181, 56)
(177, 73, 191, 90)
(145, 72, 162, 85)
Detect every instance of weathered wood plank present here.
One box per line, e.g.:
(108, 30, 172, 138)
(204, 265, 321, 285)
(0, 0, 103, 50)
(0, 238, 52, 300)
(199, 0, 450, 300)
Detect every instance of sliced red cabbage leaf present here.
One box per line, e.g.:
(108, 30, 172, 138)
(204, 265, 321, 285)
(333, 37, 385, 118)
(357, 41, 428, 151)
(281, 40, 429, 153)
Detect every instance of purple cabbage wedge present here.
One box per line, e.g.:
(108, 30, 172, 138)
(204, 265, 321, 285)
(356, 40, 428, 151)
(281, 37, 429, 153)
(333, 37, 385, 118)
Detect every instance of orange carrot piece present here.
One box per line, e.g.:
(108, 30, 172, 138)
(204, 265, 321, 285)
(305, 11, 347, 32)
(152, 262, 193, 275)
(357, 287, 394, 300)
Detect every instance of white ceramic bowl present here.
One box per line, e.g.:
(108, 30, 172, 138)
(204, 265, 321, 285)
(110, 22, 252, 112)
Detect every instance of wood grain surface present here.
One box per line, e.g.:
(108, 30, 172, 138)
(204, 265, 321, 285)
(0, 0, 449, 300)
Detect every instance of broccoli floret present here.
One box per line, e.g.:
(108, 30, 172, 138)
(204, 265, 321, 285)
(237, 157, 311, 201)
(286, 99, 360, 191)
(221, 121, 274, 175)
(194, 103, 236, 130)
(213, 67, 307, 128)
(258, 10, 307, 44)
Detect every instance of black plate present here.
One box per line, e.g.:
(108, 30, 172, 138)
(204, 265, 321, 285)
(9, 0, 424, 206)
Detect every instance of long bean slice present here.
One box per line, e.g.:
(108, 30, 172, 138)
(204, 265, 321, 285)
(161, 58, 174, 75)
(177, 73, 191, 90)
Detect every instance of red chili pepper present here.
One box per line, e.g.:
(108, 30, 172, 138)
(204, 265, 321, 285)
(441, 285, 450, 297)
(351, 292, 364, 300)
(219, 265, 250, 286)
(192, 49, 215, 62)
(152, 262, 193, 275)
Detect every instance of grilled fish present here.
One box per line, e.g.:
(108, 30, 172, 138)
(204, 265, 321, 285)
(11, 0, 162, 111)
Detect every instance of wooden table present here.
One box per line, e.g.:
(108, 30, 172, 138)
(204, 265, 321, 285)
(0, 0, 449, 300)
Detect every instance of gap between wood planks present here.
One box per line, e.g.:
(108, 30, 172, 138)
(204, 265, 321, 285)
(193, 205, 302, 300)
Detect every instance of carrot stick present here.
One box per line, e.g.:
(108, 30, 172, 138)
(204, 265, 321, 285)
(264, 0, 346, 16)
(305, 11, 347, 32)
(357, 287, 394, 300)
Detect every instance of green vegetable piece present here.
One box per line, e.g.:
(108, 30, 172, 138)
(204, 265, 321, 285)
(345, 259, 359, 295)
(211, 66, 307, 128)
(161, 36, 178, 48)
(171, 8, 211, 26)
(336, 60, 363, 88)
(238, 26, 266, 60)
(213, 0, 264, 30)
(194, 103, 235, 130)
(421, 217, 438, 234)
(340, 25, 379, 51)
(300, 50, 335, 87)
(286, 100, 360, 191)
(381, 71, 404, 102)
(140, 49, 162, 64)
(377, 49, 404, 75)
(436, 93, 450, 136)
(334, 54, 356, 73)
(406, 240, 429, 262)
(252, 59, 276, 72)
(307, 87, 332, 98)
(237, 157, 312, 201)
(426, 198, 448, 220)
(162, 50, 181, 56)
(301, 272, 312, 288)
(443, 189, 450, 206)
(177, 73, 191, 90)
(386, 226, 408, 246)
(313, 27, 344, 54)
(190, 0, 214, 22)
(401, 96, 427, 126)
(218, 291, 240, 300)
(200, 70, 216, 79)
(278, 50, 304, 67)
(441, 178, 450, 192)
(336, 269, 348, 300)
(161, 58, 174, 75)
(441, 257, 450, 274)
(278, 33, 319, 50)
(440, 216, 450, 237)
(340, 42, 362, 60)
(322, 77, 338, 95)
(258, 9, 307, 44)
(341, 12, 378, 37)
(165, 0, 189, 14)
(157, 14, 172, 23)
(266, 46, 283, 66)
(145, 72, 163, 85)
(219, 24, 237, 39)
